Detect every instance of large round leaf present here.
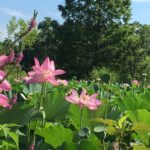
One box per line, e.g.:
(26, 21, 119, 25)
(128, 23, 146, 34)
(36, 125, 73, 148)
(0, 103, 38, 125)
(43, 89, 70, 121)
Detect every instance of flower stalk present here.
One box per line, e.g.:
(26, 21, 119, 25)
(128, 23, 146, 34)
(34, 83, 46, 131)
(80, 107, 83, 129)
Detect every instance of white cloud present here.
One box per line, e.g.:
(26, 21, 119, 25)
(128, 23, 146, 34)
(132, 0, 150, 2)
(0, 7, 29, 18)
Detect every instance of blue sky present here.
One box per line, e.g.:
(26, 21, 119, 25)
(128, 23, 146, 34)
(0, 0, 150, 40)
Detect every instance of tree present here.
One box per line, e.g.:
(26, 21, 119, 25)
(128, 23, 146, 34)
(36, 17, 60, 60)
(0, 16, 38, 55)
(22, 17, 61, 71)
(113, 22, 150, 81)
(57, 0, 131, 78)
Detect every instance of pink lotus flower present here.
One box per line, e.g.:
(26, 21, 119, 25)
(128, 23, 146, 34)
(12, 94, 17, 104)
(28, 143, 34, 150)
(8, 94, 18, 109)
(131, 79, 139, 87)
(0, 51, 15, 67)
(30, 18, 37, 28)
(0, 55, 8, 67)
(7, 50, 15, 63)
(65, 88, 101, 110)
(56, 79, 68, 86)
(0, 94, 10, 108)
(24, 57, 65, 84)
(0, 70, 11, 92)
(28, 18, 37, 31)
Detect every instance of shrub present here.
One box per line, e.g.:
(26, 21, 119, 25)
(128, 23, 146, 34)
(89, 67, 119, 83)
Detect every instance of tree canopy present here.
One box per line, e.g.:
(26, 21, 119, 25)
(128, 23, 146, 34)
(0, 0, 150, 82)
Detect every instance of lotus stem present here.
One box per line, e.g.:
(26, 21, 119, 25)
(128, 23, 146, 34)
(80, 107, 83, 129)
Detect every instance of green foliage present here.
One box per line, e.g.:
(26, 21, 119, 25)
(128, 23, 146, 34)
(43, 88, 70, 121)
(1, 1, 149, 80)
(7, 16, 18, 37)
(36, 125, 73, 148)
(5, 65, 26, 84)
(0, 79, 149, 149)
(0, 124, 20, 149)
(0, 1, 150, 148)
(57, 142, 77, 150)
(0, 16, 38, 56)
(7, 16, 38, 50)
(116, 91, 150, 111)
(89, 67, 118, 83)
(142, 57, 150, 83)
(0, 103, 38, 125)
(132, 145, 150, 150)
(126, 109, 150, 124)
(55, 0, 132, 78)
(116, 24, 150, 81)
(68, 105, 90, 129)
(126, 109, 150, 146)
(132, 122, 150, 132)
(78, 140, 100, 150)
